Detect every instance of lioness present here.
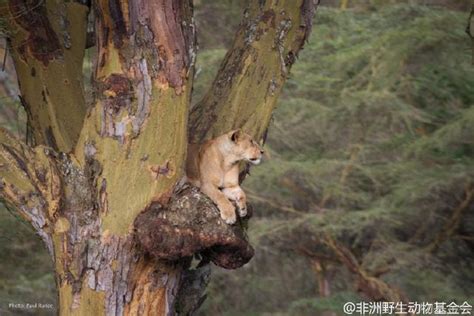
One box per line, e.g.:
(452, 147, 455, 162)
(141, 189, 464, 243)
(186, 129, 264, 224)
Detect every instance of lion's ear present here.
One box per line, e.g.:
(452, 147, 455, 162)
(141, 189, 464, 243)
(231, 129, 242, 142)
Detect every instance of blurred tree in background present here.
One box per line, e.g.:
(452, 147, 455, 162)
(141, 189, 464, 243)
(0, 1, 473, 315)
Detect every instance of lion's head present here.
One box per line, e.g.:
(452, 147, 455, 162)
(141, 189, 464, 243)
(228, 129, 264, 165)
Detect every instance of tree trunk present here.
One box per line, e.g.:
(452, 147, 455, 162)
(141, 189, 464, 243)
(0, 0, 317, 315)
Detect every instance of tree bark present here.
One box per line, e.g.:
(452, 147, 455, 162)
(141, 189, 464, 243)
(5, 0, 89, 152)
(0, 0, 318, 315)
(189, 0, 317, 143)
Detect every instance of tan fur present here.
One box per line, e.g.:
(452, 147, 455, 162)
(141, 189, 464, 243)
(186, 129, 264, 224)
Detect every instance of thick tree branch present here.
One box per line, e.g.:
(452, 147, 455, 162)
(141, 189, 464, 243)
(2, 0, 89, 152)
(0, 128, 61, 254)
(189, 0, 318, 143)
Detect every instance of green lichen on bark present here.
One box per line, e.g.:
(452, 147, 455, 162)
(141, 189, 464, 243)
(4, 0, 89, 152)
(189, 0, 317, 143)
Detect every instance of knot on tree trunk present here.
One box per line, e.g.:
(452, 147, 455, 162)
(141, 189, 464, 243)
(134, 185, 254, 269)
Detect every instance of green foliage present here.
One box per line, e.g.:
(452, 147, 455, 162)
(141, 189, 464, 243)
(0, 2, 472, 316)
(192, 49, 227, 104)
(197, 4, 474, 315)
(194, 0, 246, 49)
(288, 292, 362, 315)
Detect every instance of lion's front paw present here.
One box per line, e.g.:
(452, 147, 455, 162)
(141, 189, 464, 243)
(220, 204, 237, 225)
(237, 203, 247, 217)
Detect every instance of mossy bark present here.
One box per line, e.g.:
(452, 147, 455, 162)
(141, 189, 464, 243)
(189, 0, 316, 144)
(60, 0, 195, 314)
(4, 0, 88, 152)
(0, 0, 317, 315)
(2, 0, 196, 314)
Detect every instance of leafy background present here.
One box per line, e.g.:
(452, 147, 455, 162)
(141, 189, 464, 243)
(0, 1, 473, 315)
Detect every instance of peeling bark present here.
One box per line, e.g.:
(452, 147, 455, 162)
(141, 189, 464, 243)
(0, 128, 60, 254)
(51, 154, 186, 315)
(74, 0, 195, 235)
(2, 0, 89, 152)
(8, 0, 62, 65)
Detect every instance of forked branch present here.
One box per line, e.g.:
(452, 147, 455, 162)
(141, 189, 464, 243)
(321, 234, 407, 302)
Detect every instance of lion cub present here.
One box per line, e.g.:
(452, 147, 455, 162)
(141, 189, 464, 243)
(186, 129, 264, 224)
